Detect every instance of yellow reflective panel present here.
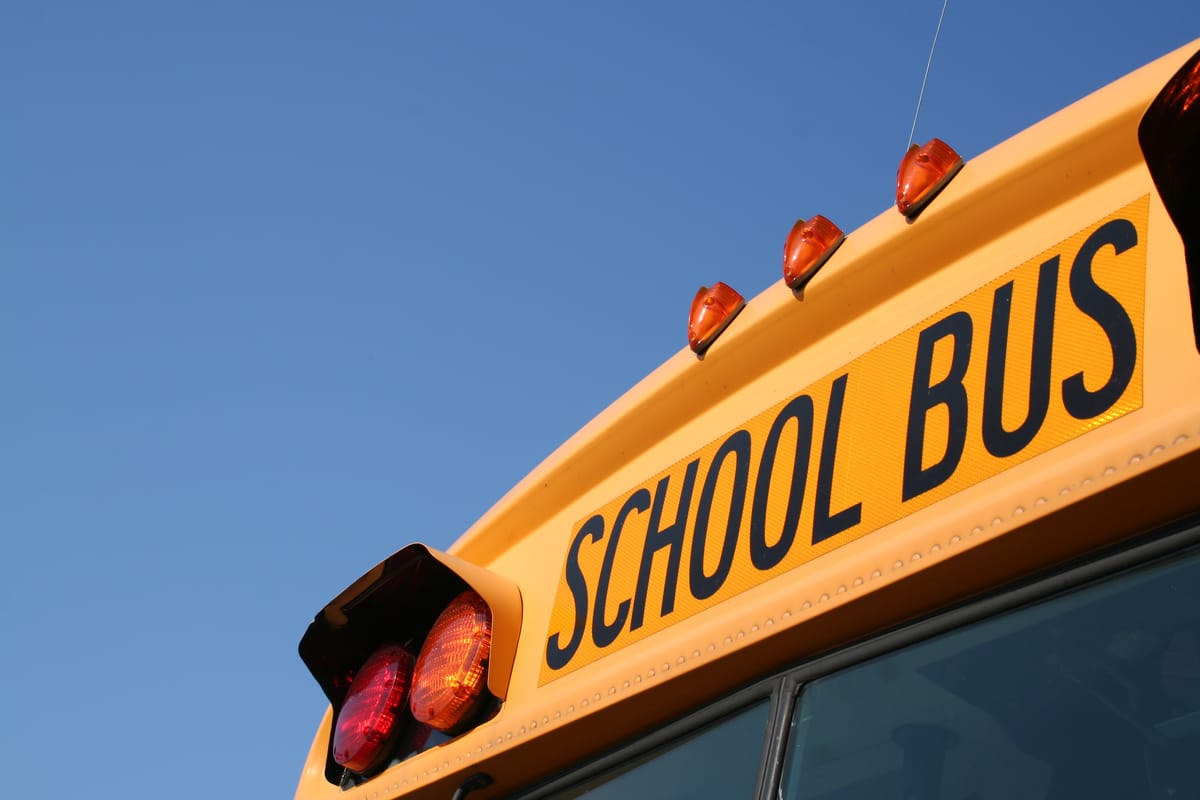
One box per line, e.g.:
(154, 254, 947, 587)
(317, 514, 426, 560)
(542, 197, 1148, 683)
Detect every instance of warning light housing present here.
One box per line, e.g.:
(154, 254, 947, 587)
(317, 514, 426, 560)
(332, 644, 414, 773)
(783, 215, 845, 291)
(1139, 45, 1200, 350)
(896, 137, 963, 218)
(411, 591, 493, 731)
(299, 545, 521, 784)
(688, 282, 745, 356)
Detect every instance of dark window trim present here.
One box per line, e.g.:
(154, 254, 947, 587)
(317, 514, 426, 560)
(757, 674, 801, 799)
(511, 516, 1200, 800)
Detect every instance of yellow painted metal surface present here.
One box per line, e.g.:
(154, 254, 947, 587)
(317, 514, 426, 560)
(541, 198, 1148, 683)
(295, 38, 1200, 800)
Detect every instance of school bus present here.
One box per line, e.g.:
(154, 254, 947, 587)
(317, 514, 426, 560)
(294, 37, 1200, 800)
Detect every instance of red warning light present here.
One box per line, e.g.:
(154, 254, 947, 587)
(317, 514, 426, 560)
(1139, 46, 1200, 282)
(688, 282, 745, 355)
(896, 138, 963, 218)
(332, 645, 414, 773)
(783, 215, 845, 290)
(410, 591, 493, 732)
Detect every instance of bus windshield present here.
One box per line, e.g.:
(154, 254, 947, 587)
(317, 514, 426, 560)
(782, 545, 1200, 800)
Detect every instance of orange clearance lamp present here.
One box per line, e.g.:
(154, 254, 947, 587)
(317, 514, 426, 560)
(896, 137, 963, 218)
(782, 215, 845, 291)
(688, 282, 745, 356)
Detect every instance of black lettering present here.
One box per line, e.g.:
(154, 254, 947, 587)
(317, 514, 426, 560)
(750, 395, 815, 570)
(813, 374, 863, 544)
(982, 257, 1059, 457)
(631, 460, 700, 630)
(1063, 219, 1138, 419)
(689, 430, 751, 601)
(903, 311, 974, 501)
(591, 490, 650, 648)
(545, 515, 604, 670)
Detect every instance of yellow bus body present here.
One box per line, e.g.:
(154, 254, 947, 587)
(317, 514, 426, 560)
(295, 37, 1200, 800)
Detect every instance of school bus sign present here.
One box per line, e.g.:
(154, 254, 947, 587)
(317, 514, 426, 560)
(542, 197, 1148, 683)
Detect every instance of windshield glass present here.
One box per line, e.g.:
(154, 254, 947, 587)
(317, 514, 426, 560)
(545, 699, 770, 799)
(781, 544, 1200, 800)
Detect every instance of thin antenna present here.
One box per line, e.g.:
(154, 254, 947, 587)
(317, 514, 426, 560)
(907, 0, 951, 148)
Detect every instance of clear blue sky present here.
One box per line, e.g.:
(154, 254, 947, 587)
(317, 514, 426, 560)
(2, 2, 1197, 797)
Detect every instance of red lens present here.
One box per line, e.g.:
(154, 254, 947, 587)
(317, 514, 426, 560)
(332, 644, 414, 773)
(410, 591, 493, 731)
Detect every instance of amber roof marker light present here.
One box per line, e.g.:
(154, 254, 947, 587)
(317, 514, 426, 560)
(897, 0, 957, 219)
(896, 137, 964, 219)
(688, 282, 745, 357)
(783, 215, 845, 293)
